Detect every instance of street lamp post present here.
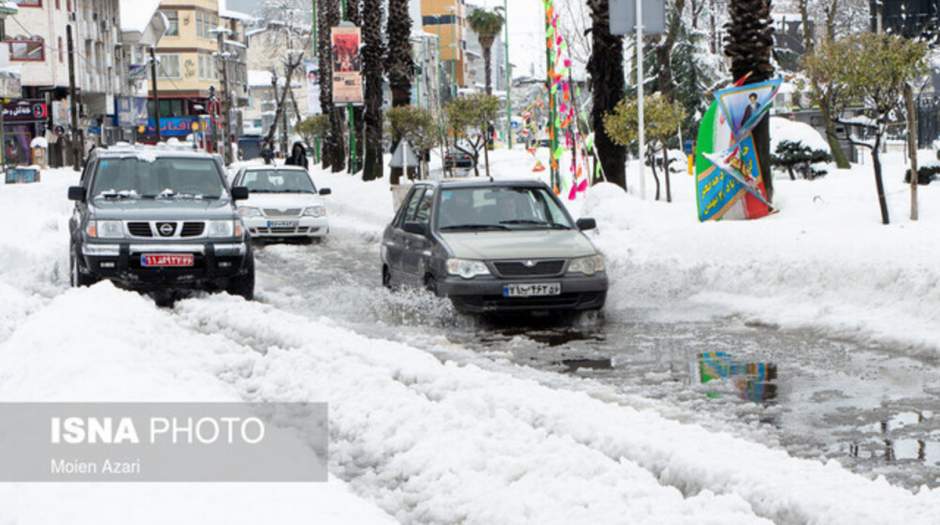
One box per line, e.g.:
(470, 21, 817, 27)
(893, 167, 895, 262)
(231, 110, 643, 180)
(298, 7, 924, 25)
(503, 0, 511, 149)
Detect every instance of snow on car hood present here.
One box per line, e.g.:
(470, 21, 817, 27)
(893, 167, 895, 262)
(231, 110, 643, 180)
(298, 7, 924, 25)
(439, 229, 598, 260)
(240, 192, 324, 211)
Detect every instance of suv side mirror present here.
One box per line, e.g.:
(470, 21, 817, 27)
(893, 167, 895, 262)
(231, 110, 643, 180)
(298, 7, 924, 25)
(402, 222, 429, 237)
(68, 186, 86, 202)
(576, 218, 597, 231)
(231, 186, 250, 201)
(319, 188, 332, 196)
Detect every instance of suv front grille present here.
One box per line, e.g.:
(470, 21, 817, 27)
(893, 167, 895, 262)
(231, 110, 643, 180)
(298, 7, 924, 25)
(127, 222, 153, 237)
(493, 260, 566, 278)
(264, 208, 301, 217)
(180, 222, 205, 237)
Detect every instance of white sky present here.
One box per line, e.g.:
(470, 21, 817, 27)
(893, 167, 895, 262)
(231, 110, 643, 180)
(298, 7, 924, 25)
(473, 0, 547, 78)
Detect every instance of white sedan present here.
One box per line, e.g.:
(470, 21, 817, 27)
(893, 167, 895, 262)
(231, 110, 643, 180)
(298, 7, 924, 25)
(231, 165, 331, 242)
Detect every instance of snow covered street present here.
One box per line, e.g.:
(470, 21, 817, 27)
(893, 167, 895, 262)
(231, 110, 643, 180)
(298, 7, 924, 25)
(2, 153, 940, 524)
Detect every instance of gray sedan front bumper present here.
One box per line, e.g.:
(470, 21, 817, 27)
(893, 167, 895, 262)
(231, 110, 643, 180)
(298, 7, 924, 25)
(437, 273, 608, 313)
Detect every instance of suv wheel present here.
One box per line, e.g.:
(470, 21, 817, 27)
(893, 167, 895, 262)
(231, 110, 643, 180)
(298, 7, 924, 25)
(226, 256, 255, 301)
(69, 248, 98, 288)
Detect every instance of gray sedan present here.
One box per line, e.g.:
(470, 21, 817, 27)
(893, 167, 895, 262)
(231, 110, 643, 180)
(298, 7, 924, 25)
(381, 178, 607, 313)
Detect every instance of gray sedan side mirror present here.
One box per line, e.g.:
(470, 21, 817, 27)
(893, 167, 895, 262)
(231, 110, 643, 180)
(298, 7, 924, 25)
(576, 218, 597, 231)
(68, 186, 86, 202)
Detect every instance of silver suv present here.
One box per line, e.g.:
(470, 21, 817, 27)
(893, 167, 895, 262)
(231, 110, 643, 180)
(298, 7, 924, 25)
(381, 179, 607, 313)
(67, 146, 254, 300)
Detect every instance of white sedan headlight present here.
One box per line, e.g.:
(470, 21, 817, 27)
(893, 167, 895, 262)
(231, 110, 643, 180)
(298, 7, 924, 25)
(567, 254, 605, 276)
(207, 220, 239, 238)
(85, 220, 124, 239)
(302, 205, 326, 218)
(446, 258, 491, 279)
(238, 206, 263, 218)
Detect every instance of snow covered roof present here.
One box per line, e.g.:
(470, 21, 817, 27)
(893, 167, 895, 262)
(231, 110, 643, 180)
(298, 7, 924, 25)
(247, 69, 301, 88)
(119, 0, 161, 33)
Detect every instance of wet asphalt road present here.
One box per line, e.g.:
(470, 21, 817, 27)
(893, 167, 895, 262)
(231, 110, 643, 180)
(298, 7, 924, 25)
(250, 227, 940, 491)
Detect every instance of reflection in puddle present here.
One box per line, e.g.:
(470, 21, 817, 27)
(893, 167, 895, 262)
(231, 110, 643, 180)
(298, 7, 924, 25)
(849, 411, 940, 467)
(694, 351, 778, 403)
(557, 357, 613, 373)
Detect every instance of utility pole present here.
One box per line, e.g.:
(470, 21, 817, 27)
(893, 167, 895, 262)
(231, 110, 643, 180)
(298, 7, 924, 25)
(215, 29, 232, 165)
(149, 46, 161, 143)
(503, 0, 512, 149)
(67, 25, 82, 171)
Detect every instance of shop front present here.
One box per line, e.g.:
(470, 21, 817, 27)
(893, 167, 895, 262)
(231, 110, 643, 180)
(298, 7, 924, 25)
(2, 99, 48, 166)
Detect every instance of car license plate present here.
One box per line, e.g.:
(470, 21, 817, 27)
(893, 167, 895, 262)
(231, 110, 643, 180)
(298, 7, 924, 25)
(268, 220, 299, 228)
(140, 254, 194, 268)
(503, 283, 561, 298)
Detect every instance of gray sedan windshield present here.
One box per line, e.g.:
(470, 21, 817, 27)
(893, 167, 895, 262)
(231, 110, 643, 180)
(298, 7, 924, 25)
(437, 187, 573, 231)
(91, 157, 226, 200)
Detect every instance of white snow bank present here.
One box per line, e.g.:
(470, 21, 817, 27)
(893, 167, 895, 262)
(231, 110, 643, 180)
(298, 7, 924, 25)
(29, 137, 47, 148)
(176, 295, 940, 525)
(0, 284, 396, 524)
(0, 168, 74, 342)
(771, 116, 830, 152)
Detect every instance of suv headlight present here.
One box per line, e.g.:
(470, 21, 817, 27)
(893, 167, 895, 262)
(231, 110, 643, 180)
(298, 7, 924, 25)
(567, 254, 605, 276)
(207, 220, 241, 238)
(302, 205, 326, 218)
(238, 206, 262, 218)
(446, 258, 491, 279)
(85, 220, 124, 239)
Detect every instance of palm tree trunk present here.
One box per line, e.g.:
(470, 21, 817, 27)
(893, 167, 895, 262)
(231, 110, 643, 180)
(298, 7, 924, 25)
(362, 0, 384, 181)
(483, 44, 493, 95)
(587, 0, 627, 189)
(386, 0, 414, 185)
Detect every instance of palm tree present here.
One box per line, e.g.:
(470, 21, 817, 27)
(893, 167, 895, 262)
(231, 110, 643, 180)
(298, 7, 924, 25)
(361, 0, 384, 180)
(467, 7, 505, 95)
(724, 0, 775, 199)
(587, 0, 626, 189)
(386, 0, 415, 184)
(345, 0, 364, 174)
(318, 0, 345, 171)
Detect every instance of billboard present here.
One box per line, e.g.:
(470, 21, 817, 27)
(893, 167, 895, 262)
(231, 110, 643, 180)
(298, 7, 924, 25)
(331, 25, 363, 105)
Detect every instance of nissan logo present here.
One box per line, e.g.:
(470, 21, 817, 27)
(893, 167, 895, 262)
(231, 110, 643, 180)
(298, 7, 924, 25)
(158, 223, 175, 237)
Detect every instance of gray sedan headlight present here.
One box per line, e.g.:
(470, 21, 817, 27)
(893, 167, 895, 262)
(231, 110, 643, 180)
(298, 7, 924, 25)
(302, 205, 326, 218)
(446, 258, 491, 279)
(567, 254, 605, 276)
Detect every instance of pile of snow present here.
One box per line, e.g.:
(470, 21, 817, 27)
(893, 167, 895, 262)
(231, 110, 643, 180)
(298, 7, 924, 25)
(29, 136, 48, 149)
(771, 116, 830, 153)
(0, 285, 396, 524)
(118, 0, 162, 33)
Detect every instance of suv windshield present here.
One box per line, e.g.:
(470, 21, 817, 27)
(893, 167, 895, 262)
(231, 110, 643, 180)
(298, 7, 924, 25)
(240, 170, 316, 194)
(437, 186, 574, 231)
(91, 157, 226, 200)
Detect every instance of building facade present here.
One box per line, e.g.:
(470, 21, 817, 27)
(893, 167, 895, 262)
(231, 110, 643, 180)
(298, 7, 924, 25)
(151, 0, 249, 142)
(420, 0, 469, 94)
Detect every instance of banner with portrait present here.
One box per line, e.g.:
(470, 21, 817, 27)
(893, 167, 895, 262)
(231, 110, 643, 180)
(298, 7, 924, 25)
(714, 78, 782, 142)
(331, 25, 363, 105)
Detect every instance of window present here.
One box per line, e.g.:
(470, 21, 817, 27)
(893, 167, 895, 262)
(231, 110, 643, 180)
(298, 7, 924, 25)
(16, 0, 42, 6)
(196, 11, 205, 38)
(58, 37, 62, 62)
(157, 54, 180, 78)
(414, 188, 435, 225)
(67, 0, 72, 11)
(163, 10, 179, 36)
(55, 0, 60, 9)
(9, 39, 44, 62)
(437, 187, 574, 230)
(401, 188, 426, 225)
